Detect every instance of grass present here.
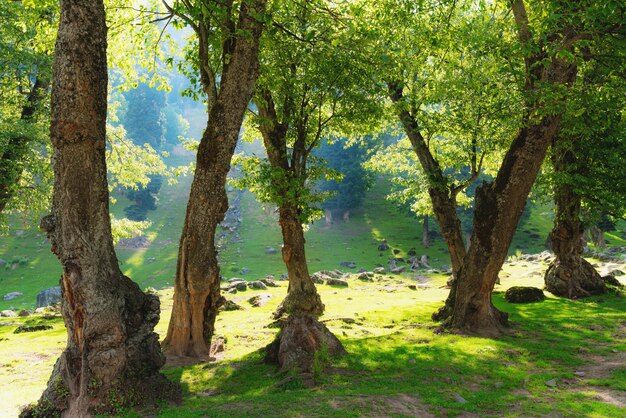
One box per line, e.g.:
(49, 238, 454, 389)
(0, 259, 624, 417)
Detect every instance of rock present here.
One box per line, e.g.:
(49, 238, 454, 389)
(1, 310, 17, 318)
(248, 293, 272, 307)
(279, 273, 288, 281)
(357, 272, 374, 281)
(14, 324, 53, 334)
(210, 336, 226, 357)
(240, 267, 251, 274)
(339, 261, 356, 269)
(544, 379, 557, 388)
(3, 292, 23, 301)
(34, 307, 48, 314)
(407, 248, 417, 257)
(601, 275, 623, 287)
(607, 269, 624, 277)
(393, 249, 400, 255)
(326, 278, 349, 287)
(420, 255, 431, 268)
(357, 268, 367, 273)
(146, 257, 156, 263)
(220, 300, 243, 311)
(373, 267, 386, 274)
(573, 371, 586, 377)
(17, 310, 31, 317)
(494, 382, 504, 389)
(36, 286, 61, 308)
(248, 280, 268, 290)
(408, 284, 417, 290)
(453, 393, 467, 404)
(261, 277, 279, 287)
(320, 270, 341, 279)
(311, 273, 325, 284)
(390, 266, 406, 274)
(377, 240, 389, 251)
(265, 246, 278, 255)
(505, 286, 545, 303)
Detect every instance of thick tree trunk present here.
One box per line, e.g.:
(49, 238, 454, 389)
(422, 216, 430, 248)
(0, 75, 49, 214)
(589, 226, 606, 249)
(163, 0, 266, 359)
(544, 142, 605, 298)
(21, 1, 178, 416)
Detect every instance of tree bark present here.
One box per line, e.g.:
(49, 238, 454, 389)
(422, 216, 430, 248)
(589, 226, 606, 249)
(0, 75, 49, 214)
(21, 1, 178, 416)
(163, 0, 266, 359)
(544, 140, 605, 298)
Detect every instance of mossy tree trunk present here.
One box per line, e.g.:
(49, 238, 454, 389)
(544, 138, 605, 298)
(21, 0, 179, 416)
(163, 0, 266, 359)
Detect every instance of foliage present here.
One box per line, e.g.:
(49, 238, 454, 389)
(120, 82, 167, 148)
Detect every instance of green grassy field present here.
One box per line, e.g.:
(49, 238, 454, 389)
(6, 166, 618, 312)
(0, 259, 624, 417)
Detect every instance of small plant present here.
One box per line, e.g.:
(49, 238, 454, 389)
(312, 342, 331, 382)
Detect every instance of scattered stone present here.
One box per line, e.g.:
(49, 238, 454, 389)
(265, 246, 278, 255)
(357, 272, 374, 281)
(240, 267, 251, 274)
(248, 293, 272, 307)
(311, 273, 325, 284)
(505, 286, 545, 303)
(36, 286, 61, 308)
(210, 336, 226, 357)
(220, 300, 244, 311)
(573, 371, 586, 377)
(326, 278, 349, 287)
(390, 266, 406, 274)
(377, 240, 389, 251)
(420, 254, 431, 268)
(248, 281, 268, 290)
(408, 284, 417, 290)
(0, 259, 6, 267)
(340, 261, 357, 269)
(17, 310, 31, 317)
(279, 273, 288, 281)
(407, 248, 417, 257)
(453, 393, 467, 404)
(1, 310, 17, 318)
(14, 324, 53, 334)
(357, 268, 367, 273)
(494, 382, 504, 389)
(373, 267, 386, 274)
(146, 257, 156, 263)
(601, 275, 623, 287)
(3, 292, 23, 301)
(393, 249, 400, 255)
(261, 277, 278, 287)
(544, 379, 557, 388)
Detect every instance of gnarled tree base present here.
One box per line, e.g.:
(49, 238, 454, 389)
(265, 315, 346, 373)
(545, 258, 606, 298)
(448, 301, 509, 338)
(273, 288, 324, 319)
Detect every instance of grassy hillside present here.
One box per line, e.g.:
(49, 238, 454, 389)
(2, 164, 625, 311)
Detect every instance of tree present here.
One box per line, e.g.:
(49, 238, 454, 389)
(21, 0, 178, 415)
(160, 0, 267, 359)
(121, 82, 167, 148)
(545, 51, 625, 297)
(238, 0, 377, 371)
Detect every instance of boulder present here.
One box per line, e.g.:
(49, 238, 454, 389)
(407, 248, 417, 257)
(36, 286, 61, 308)
(505, 286, 545, 303)
(18, 310, 31, 317)
(420, 255, 431, 268)
(601, 275, 623, 288)
(326, 278, 349, 287)
(390, 266, 406, 274)
(339, 261, 356, 269)
(373, 267, 386, 274)
(377, 240, 389, 251)
(261, 277, 279, 287)
(3, 292, 23, 301)
(310, 272, 325, 284)
(248, 280, 268, 290)
(220, 300, 244, 311)
(248, 293, 272, 307)
(1, 310, 17, 318)
(265, 246, 278, 255)
(607, 269, 624, 277)
(357, 272, 374, 281)
(14, 324, 53, 334)
(278, 273, 288, 281)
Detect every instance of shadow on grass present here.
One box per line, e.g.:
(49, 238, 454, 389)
(155, 291, 624, 417)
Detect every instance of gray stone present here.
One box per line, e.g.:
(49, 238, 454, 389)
(373, 267, 386, 274)
(220, 300, 243, 311)
(260, 277, 279, 287)
(1, 310, 17, 318)
(248, 280, 267, 290)
(36, 286, 61, 308)
(544, 379, 557, 388)
(240, 267, 251, 274)
(248, 293, 272, 307)
(390, 266, 406, 274)
(326, 278, 349, 287)
(339, 261, 357, 269)
(3, 292, 23, 301)
(377, 240, 389, 251)
(573, 371, 586, 377)
(358, 272, 374, 281)
(278, 273, 288, 281)
(453, 393, 467, 404)
(0, 259, 5, 267)
(18, 310, 31, 317)
(311, 272, 325, 284)
(265, 246, 278, 255)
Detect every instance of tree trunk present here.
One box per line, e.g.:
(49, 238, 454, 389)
(544, 141, 605, 298)
(325, 209, 333, 225)
(422, 216, 430, 247)
(0, 75, 49, 214)
(163, 0, 266, 359)
(21, 1, 178, 416)
(342, 209, 350, 221)
(589, 226, 606, 249)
